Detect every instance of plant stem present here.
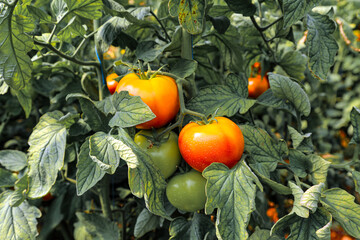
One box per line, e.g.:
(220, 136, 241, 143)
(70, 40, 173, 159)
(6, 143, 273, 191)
(295, 111, 303, 134)
(150, 10, 171, 42)
(48, 11, 69, 44)
(94, 19, 104, 101)
(181, 28, 198, 96)
(71, 30, 98, 57)
(33, 39, 100, 68)
(99, 175, 113, 220)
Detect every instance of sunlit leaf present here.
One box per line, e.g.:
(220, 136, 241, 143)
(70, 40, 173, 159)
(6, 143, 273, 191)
(0, 150, 27, 171)
(282, 0, 322, 29)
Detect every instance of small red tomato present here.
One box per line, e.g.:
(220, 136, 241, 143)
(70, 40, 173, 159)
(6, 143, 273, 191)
(106, 73, 119, 95)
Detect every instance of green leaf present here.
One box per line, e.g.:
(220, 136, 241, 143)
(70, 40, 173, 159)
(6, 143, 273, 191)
(350, 107, 360, 144)
(289, 182, 310, 218)
(170, 59, 198, 79)
(76, 138, 105, 195)
(240, 125, 288, 175)
(134, 208, 163, 238)
(249, 227, 282, 240)
(187, 73, 256, 117)
(282, 0, 322, 29)
(135, 41, 171, 62)
(57, 16, 86, 42)
(203, 161, 261, 240)
(251, 167, 291, 195)
(288, 149, 311, 178)
(169, 213, 214, 240)
(223, 0, 256, 16)
(0, 191, 41, 240)
(95, 92, 155, 128)
(320, 188, 360, 238)
(118, 128, 169, 218)
(257, 89, 297, 117)
(75, 212, 120, 240)
(27, 111, 67, 198)
(64, 0, 103, 19)
(268, 73, 311, 117)
(300, 183, 325, 213)
(0, 6, 33, 91)
(306, 12, 338, 81)
(288, 126, 313, 152)
(10, 176, 28, 207)
(271, 208, 332, 240)
(67, 93, 111, 132)
(51, 0, 68, 21)
(15, 85, 33, 118)
(278, 51, 307, 81)
(308, 154, 330, 185)
(0, 150, 27, 171)
(0, 168, 18, 187)
(27, 5, 52, 23)
(89, 132, 122, 174)
(352, 171, 360, 194)
(168, 0, 205, 34)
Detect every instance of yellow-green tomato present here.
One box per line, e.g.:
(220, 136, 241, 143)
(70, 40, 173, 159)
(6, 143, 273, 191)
(166, 170, 207, 212)
(134, 130, 181, 179)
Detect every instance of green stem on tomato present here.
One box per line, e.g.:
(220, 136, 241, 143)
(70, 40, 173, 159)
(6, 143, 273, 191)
(99, 175, 113, 220)
(295, 110, 303, 134)
(93, 19, 104, 101)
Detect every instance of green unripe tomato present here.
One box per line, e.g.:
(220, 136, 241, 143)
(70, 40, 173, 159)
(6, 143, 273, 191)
(166, 170, 207, 212)
(134, 130, 181, 179)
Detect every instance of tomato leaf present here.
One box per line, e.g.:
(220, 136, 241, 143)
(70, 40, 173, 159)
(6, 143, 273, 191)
(223, 0, 256, 16)
(350, 107, 360, 144)
(352, 171, 360, 194)
(57, 16, 86, 42)
(0, 191, 41, 240)
(170, 59, 198, 79)
(169, 213, 214, 240)
(300, 183, 325, 213)
(118, 128, 169, 218)
(249, 227, 282, 240)
(0, 150, 27, 171)
(75, 212, 120, 240)
(320, 188, 360, 238)
(306, 12, 338, 81)
(278, 51, 307, 81)
(0, 168, 17, 187)
(288, 149, 312, 178)
(27, 5, 52, 23)
(27, 111, 67, 198)
(287, 126, 314, 153)
(134, 208, 163, 238)
(240, 125, 288, 175)
(168, 0, 205, 34)
(187, 73, 256, 117)
(268, 73, 311, 117)
(289, 182, 310, 218)
(64, 0, 103, 19)
(51, 0, 68, 21)
(250, 167, 291, 195)
(282, 0, 322, 29)
(203, 161, 261, 240)
(95, 92, 156, 128)
(257, 90, 296, 117)
(76, 138, 105, 196)
(307, 154, 331, 185)
(271, 209, 332, 240)
(135, 41, 171, 62)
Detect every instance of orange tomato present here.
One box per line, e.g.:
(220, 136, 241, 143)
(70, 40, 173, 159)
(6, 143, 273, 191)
(115, 73, 179, 129)
(178, 117, 244, 172)
(248, 74, 270, 98)
(106, 73, 119, 95)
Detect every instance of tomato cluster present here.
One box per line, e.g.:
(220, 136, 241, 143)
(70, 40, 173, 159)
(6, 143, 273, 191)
(248, 62, 270, 98)
(115, 71, 245, 212)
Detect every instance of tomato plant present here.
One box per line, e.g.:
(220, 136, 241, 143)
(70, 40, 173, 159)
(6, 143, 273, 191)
(166, 170, 207, 212)
(178, 117, 244, 172)
(105, 72, 119, 95)
(115, 73, 180, 129)
(134, 129, 181, 179)
(1, 0, 360, 239)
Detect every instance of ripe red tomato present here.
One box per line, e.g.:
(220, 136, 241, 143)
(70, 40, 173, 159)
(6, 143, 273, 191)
(115, 73, 179, 129)
(106, 73, 119, 95)
(42, 193, 54, 201)
(178, 117, 244, 172)
(248, 74, 270, 98)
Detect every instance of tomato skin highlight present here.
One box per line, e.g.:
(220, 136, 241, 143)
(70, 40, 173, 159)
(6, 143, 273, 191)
(115, 73, 180, 129)
(178, 117, 244, 172)
(134, 130, 181, 179)
(106, 73, 119, 95)
(248, 74, 270, 98)
(166, 170, 207, 212)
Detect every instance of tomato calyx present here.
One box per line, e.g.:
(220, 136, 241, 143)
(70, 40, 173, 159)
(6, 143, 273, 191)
(137, 128, 171, 147)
